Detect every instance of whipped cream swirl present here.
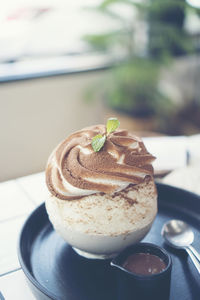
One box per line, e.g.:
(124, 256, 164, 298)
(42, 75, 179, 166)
(46, 125, 155, 200)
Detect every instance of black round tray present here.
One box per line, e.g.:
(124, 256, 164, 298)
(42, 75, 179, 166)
(18, 183, 200, 300)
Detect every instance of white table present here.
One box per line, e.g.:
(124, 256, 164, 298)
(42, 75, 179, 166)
(0, 172, 49, 300)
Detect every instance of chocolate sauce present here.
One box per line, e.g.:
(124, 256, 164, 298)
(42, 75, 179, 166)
(122, 253, 166, 275)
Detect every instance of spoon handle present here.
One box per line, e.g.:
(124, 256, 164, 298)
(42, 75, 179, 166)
(185, 247, 200, 274)
(187, 245, 200, 263)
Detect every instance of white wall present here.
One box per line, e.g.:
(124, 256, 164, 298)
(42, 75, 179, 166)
(0, 71, 105, 181)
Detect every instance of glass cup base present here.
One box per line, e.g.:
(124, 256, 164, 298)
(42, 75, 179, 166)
(72, 247, 117, 260)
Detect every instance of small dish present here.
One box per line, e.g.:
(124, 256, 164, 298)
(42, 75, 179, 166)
(111, 243, 172, 300)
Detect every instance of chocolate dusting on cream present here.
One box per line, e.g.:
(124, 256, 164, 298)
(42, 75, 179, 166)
(45, 125, 155, 200)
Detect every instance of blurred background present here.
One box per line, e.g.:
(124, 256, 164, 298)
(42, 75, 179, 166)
(1, 0, 200, 181)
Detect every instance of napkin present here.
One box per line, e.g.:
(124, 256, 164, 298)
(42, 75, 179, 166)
(143, 134, 200, 172)
(143, 136, 188, 172)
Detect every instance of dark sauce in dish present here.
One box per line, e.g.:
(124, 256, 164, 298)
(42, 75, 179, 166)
(122, 253, 166, 275)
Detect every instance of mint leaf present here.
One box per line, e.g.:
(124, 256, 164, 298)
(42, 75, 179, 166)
(106, 118, 120, 134)
(91, 117, 120, 152)
(92, 134, 106, 152)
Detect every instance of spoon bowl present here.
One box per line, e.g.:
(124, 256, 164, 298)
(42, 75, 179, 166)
(162, 219, 200, 274)
(161, 220, 194, 248)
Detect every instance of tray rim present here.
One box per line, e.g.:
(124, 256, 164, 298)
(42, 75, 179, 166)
(18, 183, 200, 300)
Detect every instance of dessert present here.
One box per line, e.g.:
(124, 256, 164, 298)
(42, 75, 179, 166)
(45, 119, 157, 258)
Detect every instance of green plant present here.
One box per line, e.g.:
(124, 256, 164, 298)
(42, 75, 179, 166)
(84, 0, 200, 128)
(101, 59, 172, 118)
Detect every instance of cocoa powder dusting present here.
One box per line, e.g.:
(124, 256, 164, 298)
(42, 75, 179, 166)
(46, 125, 155, 200)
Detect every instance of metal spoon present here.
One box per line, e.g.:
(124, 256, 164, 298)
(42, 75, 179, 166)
(162, 219, 200, 274)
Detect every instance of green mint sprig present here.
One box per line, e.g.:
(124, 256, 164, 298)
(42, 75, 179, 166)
(91, 118, 120, 152)
(91, 134, 106, 152)
(106, 117, 120, 134)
